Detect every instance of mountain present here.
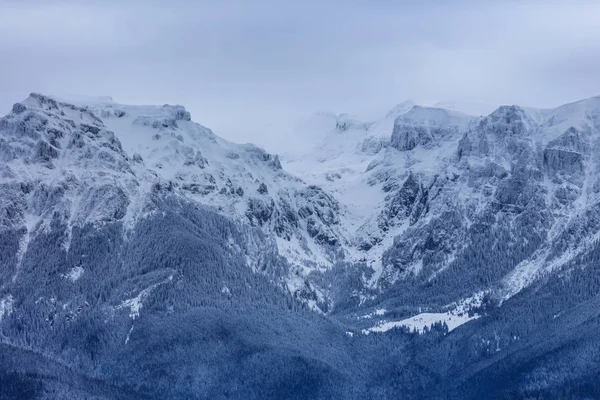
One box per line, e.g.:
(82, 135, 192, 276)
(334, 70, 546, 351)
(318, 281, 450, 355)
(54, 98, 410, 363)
(285, 97, 600, 308)
(2, 93, 600, 399)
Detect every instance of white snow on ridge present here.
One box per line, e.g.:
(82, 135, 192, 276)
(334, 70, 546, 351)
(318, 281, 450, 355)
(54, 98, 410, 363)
(52, 93, 115, 105)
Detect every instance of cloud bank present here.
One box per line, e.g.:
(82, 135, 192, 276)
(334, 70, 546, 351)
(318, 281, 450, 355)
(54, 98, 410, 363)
(1, 0, 599, 150)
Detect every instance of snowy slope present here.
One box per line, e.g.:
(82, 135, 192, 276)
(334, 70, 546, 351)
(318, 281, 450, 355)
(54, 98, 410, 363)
(283, 95, 600, 331)
(285, 105, 477, 275)
(4, 92, 600, 330)
(0, 93, 349, 308)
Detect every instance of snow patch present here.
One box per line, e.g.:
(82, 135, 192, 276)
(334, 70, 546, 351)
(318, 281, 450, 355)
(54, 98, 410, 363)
(0, 295, 14, 322)
(62, 266, 84, 282)
(125, 324, 134, 344)
(362, 311, 479, 335)
(116, 275, 173, 319)
(359, 308, 387, 319)
(362, 293, 484, 335)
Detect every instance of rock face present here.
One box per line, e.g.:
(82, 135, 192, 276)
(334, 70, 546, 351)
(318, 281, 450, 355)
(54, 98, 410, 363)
(391, 106, 469, 151)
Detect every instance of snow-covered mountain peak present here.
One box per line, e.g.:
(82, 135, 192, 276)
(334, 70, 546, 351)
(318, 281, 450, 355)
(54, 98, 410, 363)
(1, 93, 356, 308)
(2, 93, 131, 175)
(281, 94, 600, 312)
(485, 104, 534, 134)
(535, 96, 600, 141)
(385, 100, 417, 119)
(390, 106, 475, 152)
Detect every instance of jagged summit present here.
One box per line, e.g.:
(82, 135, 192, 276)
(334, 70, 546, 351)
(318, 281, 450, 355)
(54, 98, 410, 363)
(2, 93, 131, 175)
(0, 93, 352, 310)
(390, 106, 472, 151)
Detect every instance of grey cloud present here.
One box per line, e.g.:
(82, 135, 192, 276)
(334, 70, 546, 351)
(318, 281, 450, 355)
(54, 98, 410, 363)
(1, 0, 600, 151)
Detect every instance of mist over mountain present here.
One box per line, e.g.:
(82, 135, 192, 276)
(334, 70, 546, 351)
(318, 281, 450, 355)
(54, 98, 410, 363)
(2, 92, 600, 399)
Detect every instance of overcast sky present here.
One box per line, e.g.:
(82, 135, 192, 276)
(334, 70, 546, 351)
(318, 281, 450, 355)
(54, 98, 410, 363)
(1, 0, 600, 151)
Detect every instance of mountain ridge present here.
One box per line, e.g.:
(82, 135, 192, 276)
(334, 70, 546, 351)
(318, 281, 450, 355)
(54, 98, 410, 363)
(3, 92, 600, 398)
(5, 91, 600, 316)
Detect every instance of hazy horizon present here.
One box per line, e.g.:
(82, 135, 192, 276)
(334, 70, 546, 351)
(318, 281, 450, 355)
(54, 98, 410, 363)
(2, 1, 600, 151)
